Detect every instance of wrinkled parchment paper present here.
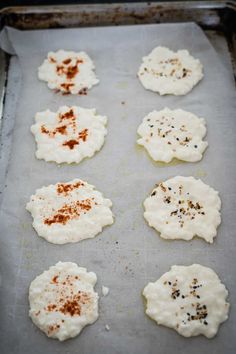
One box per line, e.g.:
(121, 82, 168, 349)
(0, 23, 236, 354)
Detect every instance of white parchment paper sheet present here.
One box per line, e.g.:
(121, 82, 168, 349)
(0, 23, 236, 354)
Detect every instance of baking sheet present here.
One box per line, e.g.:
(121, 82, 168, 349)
(0, 23, 236, 354)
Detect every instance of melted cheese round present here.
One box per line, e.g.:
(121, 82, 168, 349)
(144, 176, 221, 243)
(31, 106, 107, 164)
(38, 50, 99, 94)
(138, 47, 203, 96)
(143, 264, 230, 338)
(29, 262, 99, 341)
(137, 108, 208, 163)
(26, 179, 114, 244)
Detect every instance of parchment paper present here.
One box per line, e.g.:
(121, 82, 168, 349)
(0, 23, 236, 354)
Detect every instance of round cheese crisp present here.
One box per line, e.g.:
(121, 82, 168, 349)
(138, 46, 203, 95)
(143, 264, 230, 338)
(31, 106, 107, 164)
(144, 176, 221, 243)
(29, 262, 99, 341)
(137, 108, 208, 163)
(26, 179, 114, 244)
(38, 50, 99, 94)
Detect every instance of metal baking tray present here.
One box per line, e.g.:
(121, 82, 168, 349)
(0, 2, 235, 354)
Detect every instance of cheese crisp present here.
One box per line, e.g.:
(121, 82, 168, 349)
(144, 176, 221, 243)
(31, 106, 107, 164)
(138, 47, 203, 95)
(38, 50, 99, 94)
(143, 264, 230, 338)
(26, 179, 114, 244)
(29, 262, 99, 341)
(137, 108, 208, 163)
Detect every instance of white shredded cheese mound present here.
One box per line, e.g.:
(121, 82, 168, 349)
(143, 264, 230, 338)
(29, 262, 99, 341)
(137, 108, 208, 163)
(144, 176, 221, 243)
(102, 286, 109, 296)
(138, 46, 203, 95)
(31, 105, 107, 164)
(38, 50, 99, 94)
(26, 178, 114, 244)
